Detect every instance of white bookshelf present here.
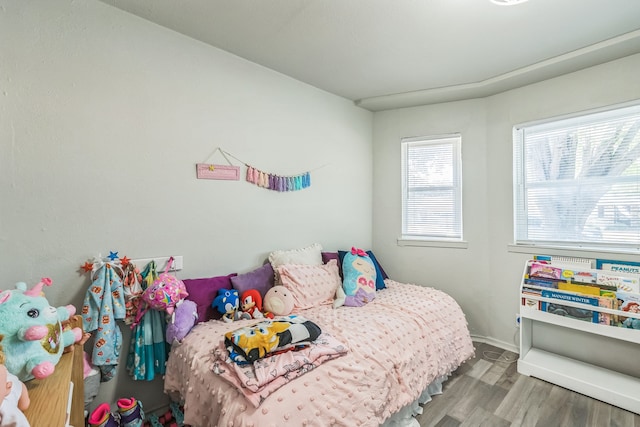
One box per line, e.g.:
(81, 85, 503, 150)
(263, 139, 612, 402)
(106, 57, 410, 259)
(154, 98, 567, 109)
(518, 259, 640, 415)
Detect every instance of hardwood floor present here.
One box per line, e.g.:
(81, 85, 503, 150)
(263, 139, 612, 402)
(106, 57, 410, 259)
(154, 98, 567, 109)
(417, 342, 640, 427)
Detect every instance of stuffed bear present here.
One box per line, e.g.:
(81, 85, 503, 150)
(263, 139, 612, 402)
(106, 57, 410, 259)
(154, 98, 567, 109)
(0, 279, 82, 381)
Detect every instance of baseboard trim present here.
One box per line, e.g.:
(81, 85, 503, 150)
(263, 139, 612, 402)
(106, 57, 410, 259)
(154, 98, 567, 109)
(470, 334, 519, 354)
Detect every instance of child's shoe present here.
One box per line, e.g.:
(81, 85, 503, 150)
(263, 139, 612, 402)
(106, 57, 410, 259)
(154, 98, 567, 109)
(88, 403, 119, 427)
(169, 402, 184, 426)
(146, 413, 163, 427)
(118, 397, 145, 427)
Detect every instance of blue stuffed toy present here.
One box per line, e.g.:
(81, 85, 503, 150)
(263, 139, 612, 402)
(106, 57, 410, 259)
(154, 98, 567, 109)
(0, 278, 82, 381)
(335, 247, 377, 308)
(212, 289, 250, 323)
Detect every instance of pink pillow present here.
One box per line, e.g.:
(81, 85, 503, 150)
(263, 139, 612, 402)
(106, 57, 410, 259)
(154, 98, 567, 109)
(277, 259, 341, 311)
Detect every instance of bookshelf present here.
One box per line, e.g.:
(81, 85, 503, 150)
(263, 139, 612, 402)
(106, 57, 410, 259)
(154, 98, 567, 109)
(518, 259, 640, 415)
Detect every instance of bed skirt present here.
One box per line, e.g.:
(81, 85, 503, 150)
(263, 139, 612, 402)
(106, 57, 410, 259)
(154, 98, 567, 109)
(381, 375, 447, 427)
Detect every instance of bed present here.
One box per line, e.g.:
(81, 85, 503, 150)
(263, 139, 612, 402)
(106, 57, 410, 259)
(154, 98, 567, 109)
(164, 278, 474, 427)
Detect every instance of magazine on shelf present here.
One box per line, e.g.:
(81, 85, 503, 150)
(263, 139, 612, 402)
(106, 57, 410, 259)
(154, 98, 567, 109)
(540, 289, 599, 323)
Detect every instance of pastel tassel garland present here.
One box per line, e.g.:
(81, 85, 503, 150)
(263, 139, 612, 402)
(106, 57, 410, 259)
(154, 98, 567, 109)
(244, 164, 312, 192)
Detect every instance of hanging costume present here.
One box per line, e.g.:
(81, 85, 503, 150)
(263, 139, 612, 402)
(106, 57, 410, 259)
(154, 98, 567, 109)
(126, 261, 168, 380)
(81, 262, 126, 382)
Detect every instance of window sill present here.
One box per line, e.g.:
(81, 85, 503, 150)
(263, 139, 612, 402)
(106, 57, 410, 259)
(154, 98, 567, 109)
(397, 238, 468, 249)
(507, 243, 640, 260)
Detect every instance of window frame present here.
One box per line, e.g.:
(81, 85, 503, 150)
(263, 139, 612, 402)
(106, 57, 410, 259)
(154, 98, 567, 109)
(512, 101, 640, 254)
(399, 134, 465, 247)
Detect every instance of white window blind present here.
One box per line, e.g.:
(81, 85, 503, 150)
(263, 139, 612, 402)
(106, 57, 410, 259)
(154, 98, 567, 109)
(401, 135, 462, 240)
(514, 102, 640, 250)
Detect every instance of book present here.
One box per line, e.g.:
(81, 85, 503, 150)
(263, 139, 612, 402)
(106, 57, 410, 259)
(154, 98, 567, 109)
(524, 278, 559, 289)
(600, 290, 619, 325)
(596, 271, 640, 293)
(541, 289, 599, 323)
(600, 290, 619, 326)
(529, 263, 562, 280)
(615, 291, 640, 327)
(597, 296, 615, 326)
(521, 287, 542, 310)
(595, 259, 640, 275)
(521, 297, 541, 310)
(560, 269, 597, 284)
(558, 282, 601, 296)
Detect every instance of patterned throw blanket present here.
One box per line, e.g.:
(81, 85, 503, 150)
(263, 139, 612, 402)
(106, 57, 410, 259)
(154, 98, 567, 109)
(213, 332, 348, 407)
(224, 315, 322, 364)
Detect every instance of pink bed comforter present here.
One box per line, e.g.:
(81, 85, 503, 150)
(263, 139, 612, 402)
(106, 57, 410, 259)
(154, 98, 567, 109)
(164, 280, 474, 427)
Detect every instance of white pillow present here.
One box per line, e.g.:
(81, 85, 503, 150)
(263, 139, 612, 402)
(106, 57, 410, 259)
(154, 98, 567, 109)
(268, 243, 323, 268)
(269, 243, 323, 284)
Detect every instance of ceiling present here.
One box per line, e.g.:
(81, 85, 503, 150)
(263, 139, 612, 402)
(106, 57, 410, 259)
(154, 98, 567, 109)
(100, 0, 640, 111)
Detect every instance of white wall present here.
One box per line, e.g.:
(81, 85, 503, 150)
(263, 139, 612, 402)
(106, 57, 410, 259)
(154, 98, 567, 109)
(373, 99, 491, 339)
(484, 53, 640, 348)
(0, 0, 373, 413)
(373, 53, 640, 350)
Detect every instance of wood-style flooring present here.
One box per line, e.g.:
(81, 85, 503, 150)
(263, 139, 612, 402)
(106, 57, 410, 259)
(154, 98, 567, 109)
(417, 342, 640, 427)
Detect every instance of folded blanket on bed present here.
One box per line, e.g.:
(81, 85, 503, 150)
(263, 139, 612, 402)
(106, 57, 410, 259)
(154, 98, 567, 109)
(213, 333, 348, 407)
(224, 314, 322, 364)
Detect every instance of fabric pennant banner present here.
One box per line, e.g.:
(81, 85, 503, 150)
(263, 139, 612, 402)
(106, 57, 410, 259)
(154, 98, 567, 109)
(245, 165, 311, 192)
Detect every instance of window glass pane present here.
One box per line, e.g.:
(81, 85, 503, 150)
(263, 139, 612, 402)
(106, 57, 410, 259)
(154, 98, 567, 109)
(402, 135, 462, 240)
(514, 103, 640, 250)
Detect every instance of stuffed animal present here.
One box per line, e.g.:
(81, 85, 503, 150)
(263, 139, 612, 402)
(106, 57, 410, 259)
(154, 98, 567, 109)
(240, 290, 265, 319)
(0, 339, 29, 427)
(212, 289, 250, 323)
(263, 286, 294, 316)
(166, 299, 198, 344)
(0, 279, 82, 381)
(338, 247, 376, 307)
(0, 363, 30, 427)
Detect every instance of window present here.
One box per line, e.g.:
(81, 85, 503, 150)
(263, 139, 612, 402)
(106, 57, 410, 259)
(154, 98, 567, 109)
(401, 134, 463, 241)
(514, 102, 640, 251)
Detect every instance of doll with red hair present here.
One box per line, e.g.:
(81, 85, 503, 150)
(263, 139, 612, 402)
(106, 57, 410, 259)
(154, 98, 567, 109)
(240, 290, 266, 319)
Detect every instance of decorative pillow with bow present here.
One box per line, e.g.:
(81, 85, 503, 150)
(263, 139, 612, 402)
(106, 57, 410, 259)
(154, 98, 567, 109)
(334, 247, 377, 308)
